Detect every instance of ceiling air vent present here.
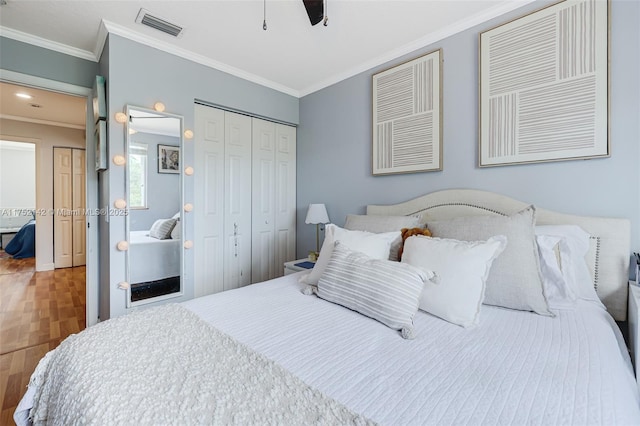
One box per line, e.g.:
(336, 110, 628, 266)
(135, 9, 184, 38)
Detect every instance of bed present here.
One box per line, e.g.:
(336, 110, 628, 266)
(128, 229, 180, 284)
(14, 189, 640, 425)
(4, 219, 35, 259)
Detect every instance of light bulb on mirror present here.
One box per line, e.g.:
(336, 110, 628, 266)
(115, 112, 127, 123)
(112, 155, 126, 166)
(184, 203, 193, 212)
(184, 166, 194, 176)
(114, 198, 127, 209)
(153, 102, 165, 112)
(184, 240, 193, 249)
(117, 241, 129, 251)
(184, 129, 194, 139)
(118, 281, 130, 290)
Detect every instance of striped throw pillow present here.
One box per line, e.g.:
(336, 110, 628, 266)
(149, 218, 177, 240)
(317, 242, 431, 339)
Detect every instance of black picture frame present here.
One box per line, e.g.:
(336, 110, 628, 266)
(157, 144, 179, 174)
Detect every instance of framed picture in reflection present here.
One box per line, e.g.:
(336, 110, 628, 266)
(158, 144, 179, 174)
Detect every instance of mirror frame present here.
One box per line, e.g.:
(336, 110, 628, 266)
(125, 105, 185, 308)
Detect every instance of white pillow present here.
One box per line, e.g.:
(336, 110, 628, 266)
(428, 206, 552, 316)
(535, 225, 602, 307)
(401, 234, 507, 327)
(316, 242, 430, 339)
(299, 224, 400, 286)
(536, 235, 576, 310)
(149, 218, 177, 240)
(344, 214, 424, 261)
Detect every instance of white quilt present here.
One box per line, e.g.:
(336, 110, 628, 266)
(184, 273, 640, 425)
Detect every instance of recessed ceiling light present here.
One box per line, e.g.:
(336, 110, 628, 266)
(16, 93, 33, 100)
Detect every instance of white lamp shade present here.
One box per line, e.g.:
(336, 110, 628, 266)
(305, 203, 329, 225)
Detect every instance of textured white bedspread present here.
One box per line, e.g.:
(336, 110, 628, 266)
(23, 304, 371, 425)
(184, 273, 640, 426)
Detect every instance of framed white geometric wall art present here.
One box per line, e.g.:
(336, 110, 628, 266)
(372, 49, 442, 175)
(479, 0, 609, 167)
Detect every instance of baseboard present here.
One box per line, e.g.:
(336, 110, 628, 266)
(36, 262, 55, 272)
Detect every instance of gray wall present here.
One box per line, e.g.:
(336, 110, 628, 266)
(128, 132, 181, 231)
(104, 34, 299, 319)
(297, 0, 640, 275)
(0, 37, 98, 88)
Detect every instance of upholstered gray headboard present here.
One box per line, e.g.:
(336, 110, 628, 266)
(367, 189, 631, 321)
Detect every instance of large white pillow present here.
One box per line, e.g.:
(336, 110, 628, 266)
(343, 214, 424, 261)
(535, 225, 602, 307)
(428, 206, 552, 316)
(316, 242, 430, 339)
(299, 224, 400, 286)
(401, 235, 506, 327)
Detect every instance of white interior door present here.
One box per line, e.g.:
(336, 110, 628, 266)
(194, 104, 225, 297)
(53, 147, 72, 268)
(251, 118, 276, 283)
(224, 111, 252, 291)
(72, 149, 86, 266)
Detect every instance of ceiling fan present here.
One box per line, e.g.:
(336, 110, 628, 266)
(263, 0, 328, 30)
(302, 0, 328, 26)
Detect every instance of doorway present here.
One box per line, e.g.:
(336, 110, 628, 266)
(0, 71, 98, 328)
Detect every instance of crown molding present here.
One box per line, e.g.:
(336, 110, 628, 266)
(101, 20, 300, 98)
(0, 26, 97, 62)
(298, 0, 536, 97)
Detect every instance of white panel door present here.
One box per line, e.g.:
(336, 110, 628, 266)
(274, 124, 297, 276)
(224, 111, 252, 291)
(251, 118, 276, 283)
(72, 149, 86, 266)
(54, 148, 73, 268)
(194, 105, 225, 297)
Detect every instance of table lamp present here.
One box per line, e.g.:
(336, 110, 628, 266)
(305, 203, 329, 261)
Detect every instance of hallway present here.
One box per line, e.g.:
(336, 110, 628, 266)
(0, 256, 85, 424)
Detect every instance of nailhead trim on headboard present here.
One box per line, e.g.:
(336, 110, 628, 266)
(409, 203, 508, 218)
(591, 236, 601, 291)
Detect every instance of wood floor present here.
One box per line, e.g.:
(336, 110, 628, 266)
(0, 257, 85, 425)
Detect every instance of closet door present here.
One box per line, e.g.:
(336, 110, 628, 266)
(223, 111, 252, 291)
(251, 121, 296, 283)
(194, 105, 225, 297)
(54, 147, 73, 268)
(274, 124, 296, 275)
(251, 118, 276, 283)
(72, 149, 86, 266)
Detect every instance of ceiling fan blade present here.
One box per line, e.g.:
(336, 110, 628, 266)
(302, 0, 324, 26)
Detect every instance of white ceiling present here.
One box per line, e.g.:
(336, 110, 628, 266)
(0, 0, 534, 98)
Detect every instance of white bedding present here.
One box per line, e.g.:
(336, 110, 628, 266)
(16, 272, 640, 425)
(183, 272, 640, 425)
(129, 230, 180, 283)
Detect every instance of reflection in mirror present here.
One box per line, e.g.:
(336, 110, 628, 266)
(125, 106, 183, 306)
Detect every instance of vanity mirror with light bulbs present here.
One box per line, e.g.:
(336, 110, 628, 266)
(124, 105, 184, 307)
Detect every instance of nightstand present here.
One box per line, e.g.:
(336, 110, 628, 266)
(629, 281, 640, 391)
(284, 258, 316, 275)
